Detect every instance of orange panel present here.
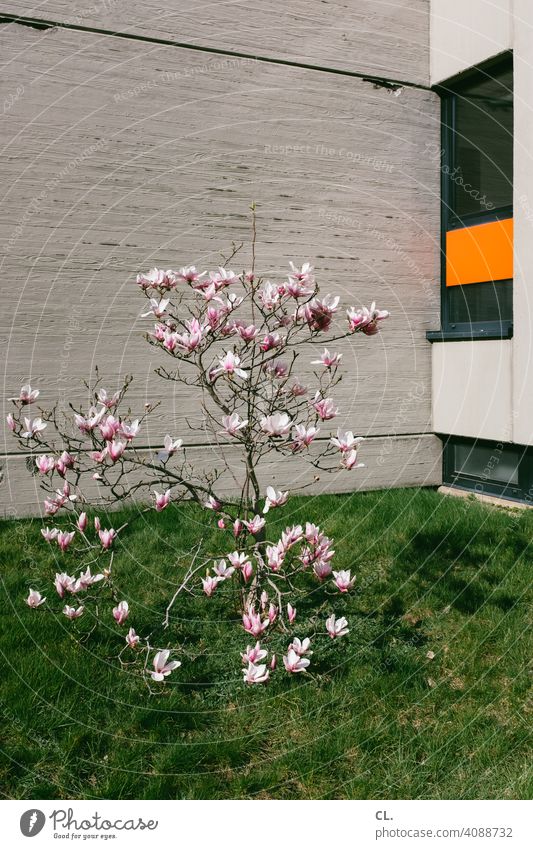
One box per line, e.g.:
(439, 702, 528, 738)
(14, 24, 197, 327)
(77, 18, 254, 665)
(446, 218, 513, 287)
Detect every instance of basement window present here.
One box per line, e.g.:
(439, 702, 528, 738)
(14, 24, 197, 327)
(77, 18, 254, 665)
(442, 437, 533, 503)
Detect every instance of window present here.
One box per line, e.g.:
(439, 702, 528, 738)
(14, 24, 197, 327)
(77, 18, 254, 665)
(433, 55, 513, 339)
(442, 437, 533, 503)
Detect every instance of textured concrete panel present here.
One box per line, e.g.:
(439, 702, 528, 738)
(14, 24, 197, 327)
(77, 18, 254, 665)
(0, 434, 443, 518)
(2, 0, 430, 85)
(0, 23, 440, 513)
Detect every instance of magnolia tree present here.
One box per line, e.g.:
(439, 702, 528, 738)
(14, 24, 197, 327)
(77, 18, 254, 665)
(8, 217, 389, 688)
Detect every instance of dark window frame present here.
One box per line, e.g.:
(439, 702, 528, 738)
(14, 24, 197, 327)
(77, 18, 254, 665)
(428, 53, 514, 343)
(441, 435, 533, 504)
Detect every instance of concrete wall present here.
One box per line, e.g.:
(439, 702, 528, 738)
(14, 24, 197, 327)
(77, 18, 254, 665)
(0, 5, 442, 516)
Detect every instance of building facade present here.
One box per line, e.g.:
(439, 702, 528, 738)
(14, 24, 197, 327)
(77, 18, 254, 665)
(0, 1, 529, 514)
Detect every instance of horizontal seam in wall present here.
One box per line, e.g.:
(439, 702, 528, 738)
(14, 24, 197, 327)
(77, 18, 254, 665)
(0, 13, 432, 92)
(0, 432, 437, 458)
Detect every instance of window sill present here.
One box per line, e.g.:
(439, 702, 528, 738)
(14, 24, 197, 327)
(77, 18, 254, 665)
(426, 326, 513, 342)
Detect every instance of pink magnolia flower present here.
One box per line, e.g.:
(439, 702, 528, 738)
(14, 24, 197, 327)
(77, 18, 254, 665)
(162, 330, 179, 352)
(287, 603, 297, 624)
(260, 413, 292, 437)
(330, 429, 363, 453)
(228, 551, 250, 571)
(243, 661, 270, 684)
(157, 434, 183, 461)
(107, 439, 126, 463)
(94, 516, 101, 532)
(241, 642, 267, 664)
(57, 531, 75, 552)
(267, 603, 278, 623)
(178, 265, 206, 285)
(126, 627, 140, 648)
(213, 559, 235, 579)
(74, 567, 104, 591)
(259, 332, 283, 352)
(289, 636, 312, 656)
(201, 574, 224, 596)
(314, 559, 333, 580)
(150, 649, 181, 682)
(242, 560, 253, 582)
(99, 415, 121, 441)
(301, 295, 339, 331)
(206, 305, 223, 329)
(289, 381, 308, 397)
(291, 424, 319, 452)
(141, 297, 170, 319)
(332, 569, 355, 593)
(286, 278, 314, 298)
(283, 648, 310, 673)
(63, 604, 84, 620)
(242, 605, 269, 637)
(266, 543, 285, 571)
(119, 420, 140, 441)
(263, 486, 289, 514)
(13, 384, 40, 405)
(26, 589, 46, 608)
(35, 455, 54, 474)
(263, 359, 289, 379)
(98, 528, 117, 550)
(136, 267, 176, 290)
(212, 351, 248, 380)
(76, 512, 88, 532)
(153, 489, 171, 512)
(208, 266, 238, 290)
(341, 449, 364, 471)
(54, 572, 75, 597)
(305, 523, 320, 544)
(6, 413, 15, 431)
(113, 600, 129, 625)
(220, 413, 248, 437)
(90, 447, 108, 463)
(217, 518, 226, 529)
(75, 406, 106, 433)
(311, 393, 339, 421)
(258, 280, 280, 310)
(174, 318, 208, 353)
(97, 388, 120, 408)
(236, 323, 258, 342)
(55, 450, 75, 476)
(233, 518, 243, 537)
(204, 495, 221, 511)
(243, 515, 266, 536)
(282, 525, 303, 549)
(288, 261, 314, 287)
(21, 417, 47, 438)
(41, 526, 59, 542)
(326, 614, 349, 638)
(311, 348, 342, 368)
(347, 302, 389, 335)
(270, 654, 277, 670)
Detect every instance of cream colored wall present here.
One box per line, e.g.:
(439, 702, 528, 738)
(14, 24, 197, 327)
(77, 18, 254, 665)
(430, 0, 512, 84)
(432, 341, 513, 441)
(511, 0, 533, 445)
(431, 1, 533, 452)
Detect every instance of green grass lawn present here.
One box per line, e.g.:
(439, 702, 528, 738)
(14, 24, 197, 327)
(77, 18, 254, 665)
(0, 488, 531, 800)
